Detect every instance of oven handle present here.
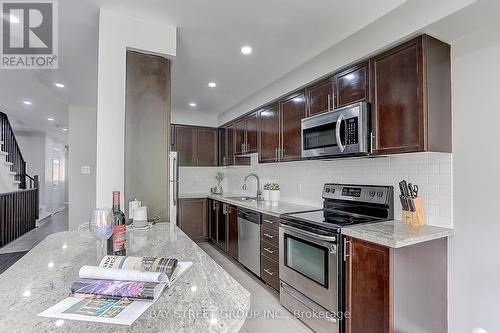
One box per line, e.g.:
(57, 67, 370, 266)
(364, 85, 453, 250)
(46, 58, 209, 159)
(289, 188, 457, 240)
(280, 223, 337, 242)
(335, 113, 346, 153)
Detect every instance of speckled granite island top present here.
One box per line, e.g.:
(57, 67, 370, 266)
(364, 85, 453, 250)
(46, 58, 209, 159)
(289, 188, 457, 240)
(0, 223, 250, 332)
(342, 220, 454, 248)
(180, 192, 319, 217)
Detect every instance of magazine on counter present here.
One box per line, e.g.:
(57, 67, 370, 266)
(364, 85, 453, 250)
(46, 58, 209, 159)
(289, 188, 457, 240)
(38, 256, 193, 325)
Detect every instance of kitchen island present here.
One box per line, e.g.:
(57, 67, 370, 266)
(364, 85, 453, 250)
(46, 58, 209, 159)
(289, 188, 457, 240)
(0, 223, 250, 332)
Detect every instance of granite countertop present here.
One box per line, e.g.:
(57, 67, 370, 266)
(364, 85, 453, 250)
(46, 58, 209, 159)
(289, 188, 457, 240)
(179, 192, 319, 217)
(0, 223, 250, 332)
(342, 220, 454, 248)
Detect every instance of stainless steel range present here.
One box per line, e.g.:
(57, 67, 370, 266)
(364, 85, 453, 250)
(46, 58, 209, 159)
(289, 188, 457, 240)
(279, 183, 393, 333)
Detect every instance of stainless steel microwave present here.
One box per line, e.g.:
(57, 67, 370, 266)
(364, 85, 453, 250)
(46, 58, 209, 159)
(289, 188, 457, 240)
(301, 102, 370, 158)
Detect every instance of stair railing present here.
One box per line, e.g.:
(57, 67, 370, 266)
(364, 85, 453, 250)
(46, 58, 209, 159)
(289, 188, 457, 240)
(0, 111, 27, 189)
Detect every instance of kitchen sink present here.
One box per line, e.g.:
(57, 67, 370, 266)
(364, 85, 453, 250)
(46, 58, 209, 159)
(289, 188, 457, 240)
(226, 196, 264, 202)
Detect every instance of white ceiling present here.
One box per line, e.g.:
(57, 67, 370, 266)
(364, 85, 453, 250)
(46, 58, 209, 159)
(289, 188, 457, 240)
(0, 0, 407, 143)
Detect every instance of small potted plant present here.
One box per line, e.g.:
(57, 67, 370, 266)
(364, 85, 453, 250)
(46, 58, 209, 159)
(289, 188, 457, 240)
(266, 182, 280, 204)
(215, 172, 225, 194)
(263, 183, 272, 202)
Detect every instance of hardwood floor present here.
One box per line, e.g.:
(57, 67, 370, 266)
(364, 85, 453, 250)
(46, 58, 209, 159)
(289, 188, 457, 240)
(0, 207, 68, 255)
(0, 251, 28, 274)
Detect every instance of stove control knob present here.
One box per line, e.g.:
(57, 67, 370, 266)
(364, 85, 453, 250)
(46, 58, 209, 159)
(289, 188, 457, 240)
(369, 190, 376, 197)
(325, 188, 331, 193)
(377, 191, 384, 197)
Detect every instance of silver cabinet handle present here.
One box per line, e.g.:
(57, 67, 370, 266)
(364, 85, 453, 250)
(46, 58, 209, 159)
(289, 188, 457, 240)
(327, 94, 331, 112)
(263, 247, 275, 254)
(263, 233, 275, 239)
(263, 219, 275, 225)
(343, 238, 351, 261)
(370, 132, 375, 154)
(263, 268, 275, 276)
(274, 148, 278, 162)
(335, 113, 345, 152)
(281, 148, 285, 160)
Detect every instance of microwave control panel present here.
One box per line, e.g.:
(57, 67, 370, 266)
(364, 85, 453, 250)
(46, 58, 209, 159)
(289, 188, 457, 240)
(346, 118, 358, 144)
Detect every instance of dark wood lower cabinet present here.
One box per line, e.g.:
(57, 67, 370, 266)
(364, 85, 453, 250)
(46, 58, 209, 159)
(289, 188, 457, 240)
(344, 237, 391, 333)
(226, 205, 238, 259)
(178, 198, 208, 242)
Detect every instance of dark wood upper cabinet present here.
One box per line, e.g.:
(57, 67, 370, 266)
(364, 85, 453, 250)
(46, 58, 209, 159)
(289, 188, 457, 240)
(371, 35, 451, 154)
(333, 62, 369, 108)
(178, 198, 208, 242)
(345, 237, 390, 333)
(246, 112, 258, 153)
(218, 128, 226, 166)
(234, 119, 246, 155)
(174, 125, 197, 166)
(226, 205, 238, 259)
(305, 78, 333, 117)
(173, 125, 217, 166)
(234, 112, 258, 155)
(226, 124, 235, 164)
(258, 103, 281, 163)
(280, 91, 306, 162)
(196, 127, 217, 166)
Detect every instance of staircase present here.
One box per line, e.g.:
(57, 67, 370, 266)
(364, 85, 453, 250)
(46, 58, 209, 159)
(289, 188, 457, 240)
(0, 111, 39, 247)
(0, 140, 21, 192)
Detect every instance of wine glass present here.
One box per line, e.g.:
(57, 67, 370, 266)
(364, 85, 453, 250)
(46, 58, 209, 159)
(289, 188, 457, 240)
(89, 208, 113, 258)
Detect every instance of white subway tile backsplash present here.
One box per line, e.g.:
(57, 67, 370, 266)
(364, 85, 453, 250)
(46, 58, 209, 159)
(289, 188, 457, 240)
(179, 152, 453, 228)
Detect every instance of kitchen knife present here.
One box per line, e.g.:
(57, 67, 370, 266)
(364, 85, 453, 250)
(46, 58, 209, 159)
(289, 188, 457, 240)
(400, 195, 408, 211)
(408, 198, 416, 212)
(399, 180, 410, 197)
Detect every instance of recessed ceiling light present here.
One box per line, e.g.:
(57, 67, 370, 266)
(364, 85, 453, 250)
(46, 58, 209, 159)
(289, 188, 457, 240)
(61, 128, 68, 132)
(23, 101, 32, 105)
(47, 117, 55, 121)
(241, 46, 252, 55)
(189, 102, 197, 107)
(208, 82, 217, 88)
(55, 83, 65, 88)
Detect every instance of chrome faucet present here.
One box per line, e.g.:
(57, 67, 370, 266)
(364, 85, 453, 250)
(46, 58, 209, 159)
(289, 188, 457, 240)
(242, 173, 262, 199)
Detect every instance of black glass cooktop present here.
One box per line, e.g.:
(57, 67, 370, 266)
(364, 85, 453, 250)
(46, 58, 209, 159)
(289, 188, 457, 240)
(281, 209, 383, 229)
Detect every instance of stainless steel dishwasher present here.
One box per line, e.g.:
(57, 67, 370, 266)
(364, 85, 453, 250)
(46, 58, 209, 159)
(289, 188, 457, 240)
(237, 208, 261, 277)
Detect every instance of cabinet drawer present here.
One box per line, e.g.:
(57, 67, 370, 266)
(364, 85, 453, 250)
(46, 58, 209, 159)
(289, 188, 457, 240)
(261, 214, 279, 231)
(261, 255, 279, 291)
(261, 240, 279, 262)
(261, 225, 279, 247)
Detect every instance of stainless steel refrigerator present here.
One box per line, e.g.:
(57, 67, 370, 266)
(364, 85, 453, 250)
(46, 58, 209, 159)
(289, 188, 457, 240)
(169, 151, 179, 225)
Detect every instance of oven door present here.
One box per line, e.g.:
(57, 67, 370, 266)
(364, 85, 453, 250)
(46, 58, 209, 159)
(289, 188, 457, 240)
(279, 224, 338, 312)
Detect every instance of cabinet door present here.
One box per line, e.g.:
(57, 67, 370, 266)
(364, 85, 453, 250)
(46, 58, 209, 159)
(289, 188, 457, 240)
(234, 119, 246, 155)
(246, 112, 258, 153)
(372, 37, 424, 154)
(178, 198, 208, 242)
(226, 124, 235, 165)
(217, 203, 227, 250)
(258, 104, 280, 163)
(280, 91, 306, 162)
(345, 237, 390, 333)
(334, 62, 369, 108)
(218, 128, 226, 166)
(175, 125, 197, 166)
(306, 78, 333, 117)
(208, 200, 218, 242)
(226, 206, 238, 259)
(196, 127, 217, 166)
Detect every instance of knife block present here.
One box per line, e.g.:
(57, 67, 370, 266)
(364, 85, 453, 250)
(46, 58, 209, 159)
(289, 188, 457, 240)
(402, 197, 425, 226)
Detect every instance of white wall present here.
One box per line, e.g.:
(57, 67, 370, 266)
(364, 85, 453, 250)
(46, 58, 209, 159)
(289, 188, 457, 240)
(15, 131, 46, 204)
(15, 130, 66, 214)
(68, 106, 96, 230)
(449, 23, 500, 333)
(218, 0, 476, 124)
(95, 9, 176, 208)
(172, 109, 218, 127)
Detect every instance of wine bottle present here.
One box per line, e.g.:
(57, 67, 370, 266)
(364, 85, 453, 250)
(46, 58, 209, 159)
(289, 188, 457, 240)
(107, 191, 126, 256)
